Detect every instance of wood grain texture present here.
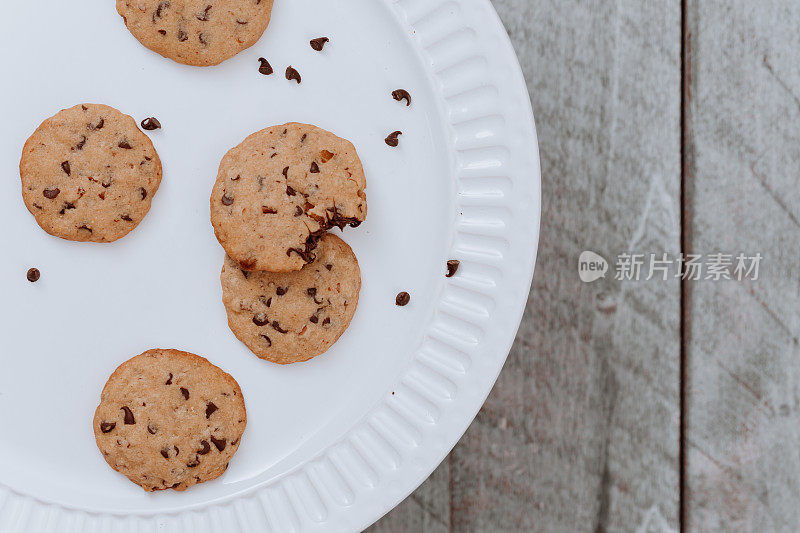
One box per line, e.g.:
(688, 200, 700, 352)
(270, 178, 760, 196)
(372, 0, 681, 531)
(684, 1, 800, 530)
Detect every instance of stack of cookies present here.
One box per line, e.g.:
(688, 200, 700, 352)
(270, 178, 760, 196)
(211, 123, 367, 364)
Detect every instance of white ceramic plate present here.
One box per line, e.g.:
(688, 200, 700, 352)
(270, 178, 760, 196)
(0, 0, 540, 531)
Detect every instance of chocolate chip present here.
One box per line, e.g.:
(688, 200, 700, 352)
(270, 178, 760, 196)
(178, 29, 188, 42)
(43, 188, 60, 199)
(392, 89, 412, 106)
(76, 136, 87, 150)
(301, 134, 307, 143)
(121, 214, 133, 222)
(139, 187, 148, 200)
(259, 296, 272, 307)
(180, 387, 189, 400)
(286, 185, 296, 196)
(187, 457, 200, 468)
(161, 447, 170, 459)
(102, 177, 113, 188)
(260, 334, 272, 347)
(59, 161, 71, 176)
(310, 162, 320, 173)
(276, 286, 288, 296)
(325, 264, 333, 271)
(206, 402, 218, 418)
(26, 268, 40, 283)
(294, 206, 303, 216)
(385, 131, 402, 147)
(285, 66, 302, 84)
(121, 406, 135, 425)
(58, 202, 76, 215)
(396, 292, 411, 306)
(253, 313, 269, 326)
(92, 118, 104, 130)
(118, 140, 132, 149)
(158, 29, 167, 35)
(154, 1, 170, 20)
(322, 317, 331, 326)
(221, 194, 234, 206)
(310, 315, 319, 324)
(307, 288, 317, 298)
(78, 225, 93, 233)
(211, 436, 227, 452)
(100, 422, 116, 433)
(258, 57, 273, 75)
(262, 206, 278, 214)
(271, 321, 288, 334)
(283, 166, 289, 178)
(141, 117, 161, 131)
(310, 37, 329, 51)
(199, 33, 208, 45)
(197, 5, 212, 20)
(446, 260, 460, 277)
(198, 440, 211, 455)
(165, 373, 173, 385)
(147, 423, 158, 435)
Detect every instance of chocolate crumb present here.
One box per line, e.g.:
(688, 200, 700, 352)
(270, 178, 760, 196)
(446, 260, 460, 277)
(310, 37, 329, 51)
(396, 292, 411, 306)
(26, 268, 41, 283)
(392, 89, 412, 106)
(385, 131, 402, 147)
(258, 57, 273, 75)
(286, 66, 302, 84)
(141, 117, 162, 131)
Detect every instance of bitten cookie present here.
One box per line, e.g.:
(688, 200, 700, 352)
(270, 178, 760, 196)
(20, 104, 162, 243)
(211, 123, 368, 272)
(93, 349, 247, 492)
(221, 234, 361, 364)
(117, 0, 274, 67)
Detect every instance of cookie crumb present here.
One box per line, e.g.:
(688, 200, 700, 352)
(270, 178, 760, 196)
(396, 292, 411, 306)
(26, 268, 41, 283)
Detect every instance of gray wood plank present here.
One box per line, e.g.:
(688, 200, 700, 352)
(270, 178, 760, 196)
(684, 1, 800, 530)
(375, 0, 682, 531)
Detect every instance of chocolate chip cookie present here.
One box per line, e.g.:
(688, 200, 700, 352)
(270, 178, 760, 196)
(20, 104, 162, 243)
(93, 349, 247, 492)
(211, 123, 368, 272)
(221, 234, 361, 364)
(117, 0, 274, 67)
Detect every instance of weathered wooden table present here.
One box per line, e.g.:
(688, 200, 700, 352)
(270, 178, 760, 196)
(370, 0, 800, 531)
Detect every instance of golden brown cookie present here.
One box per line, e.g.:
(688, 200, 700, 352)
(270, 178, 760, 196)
(221, 234, 361, 364)
(117, 0, 274, 67)
(20, 104, 162, 243)
(93, 349, 247, 492)
(211, 123, 368, 272)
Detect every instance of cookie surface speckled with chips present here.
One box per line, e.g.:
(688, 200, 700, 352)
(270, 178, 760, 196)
(93, 349, 247, 492)
(211, 123, 368, 272)
(20, 104, 162, 243)
(117, 0, 274, 67)
(221, 234, 361, 364)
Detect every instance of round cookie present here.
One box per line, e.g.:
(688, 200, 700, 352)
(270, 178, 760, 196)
(117, 0, 274, 67)
(211, 123, 368, 272)
(221, 234, 361, 364)
(93, 349, 247, 492)
(20, 104, 162, 243)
